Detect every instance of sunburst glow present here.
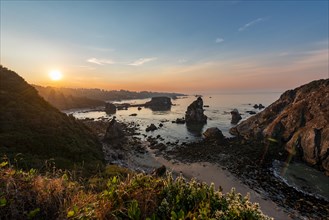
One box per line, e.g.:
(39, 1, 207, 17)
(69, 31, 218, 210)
(49, 70, 62, 81)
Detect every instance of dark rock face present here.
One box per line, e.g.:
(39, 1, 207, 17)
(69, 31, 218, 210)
(203, 127, 225, 143)
(230, 109, 242, 124)
(105, 102, 116, 114)
(230, 79, 329, 175)
(145, 97, 172, 111)
(185, 97, 207, 124)
(104, 118, 125, 141)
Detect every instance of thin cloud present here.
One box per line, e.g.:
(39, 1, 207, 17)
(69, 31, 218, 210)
(87, 58, 115, 65)
(215, 38, 224, 43)
(178, 58, 187, 63)
(129, 57, 157, 66)
(238, 18, 264, 31)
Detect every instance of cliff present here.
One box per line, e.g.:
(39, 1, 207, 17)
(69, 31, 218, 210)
(230, 79, 329, 175)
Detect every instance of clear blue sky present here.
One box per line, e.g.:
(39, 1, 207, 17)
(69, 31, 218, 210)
(1, 1, 328, 93)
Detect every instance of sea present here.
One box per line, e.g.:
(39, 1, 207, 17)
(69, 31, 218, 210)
(65, 92, 329, 201)
(67, 93, 280, 142)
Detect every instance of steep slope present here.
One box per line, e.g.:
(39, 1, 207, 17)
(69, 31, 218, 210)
(0, 66, 104, 172)
(230, 79, 329, 175)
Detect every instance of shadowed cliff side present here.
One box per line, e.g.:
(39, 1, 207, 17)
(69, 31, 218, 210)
(230, 79, 329, 175)
(0, 66, 104, 173)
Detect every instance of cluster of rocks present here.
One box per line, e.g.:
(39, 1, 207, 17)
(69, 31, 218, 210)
(230, 79, 329, 175)
(253, 104, 265, 109)
(172, 118, 186, 124)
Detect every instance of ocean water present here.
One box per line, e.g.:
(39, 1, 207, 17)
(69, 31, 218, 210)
(67, 93, 281, 143)
(66, 92, 329, 200)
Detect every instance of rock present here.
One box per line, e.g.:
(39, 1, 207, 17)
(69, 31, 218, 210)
(145, 97, 172, 111)
(105, 102, 116, 114)
(152, 165, 166, 177)
(117, 104, 130, 110)
(230, 109, 242, 124)
(159, 123, 164, 127)
(203, 127, 225, 143)
(175, 118, 186, 124)
(204, 105, 210, 108)
(129, 113, 137, 116)
(230, 79, 329, 175)
(253, 104, 259, 109)
(258, 104, 265, 109)
(185, 97, 207, 124)
(246, 110, 257, 115)
(104, 118, 125, 141)
(146, 124, 157, 132)
(137, 107, 142, 110)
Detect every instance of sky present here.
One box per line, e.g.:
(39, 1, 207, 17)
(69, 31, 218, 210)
(1, 1, 328, 93)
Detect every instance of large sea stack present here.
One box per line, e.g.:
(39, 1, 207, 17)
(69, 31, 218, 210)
(185, 97, 207, 124)
(230, 79, 329, 175)
(145, 96, 172, 111)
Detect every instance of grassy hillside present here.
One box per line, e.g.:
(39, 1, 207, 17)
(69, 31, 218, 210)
(0, 66, 104, 173)
(0, 162, 271, 220)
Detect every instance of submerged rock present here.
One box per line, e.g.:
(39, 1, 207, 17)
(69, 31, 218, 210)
(230, 79, 329, 175)
(104, 118, 125, 141)
(230, 109, 242, 124)
(185, 97, 207, 124)
(105, 102, 116, 114)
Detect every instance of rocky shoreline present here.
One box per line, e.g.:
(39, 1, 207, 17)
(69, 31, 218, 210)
(82, 118, 329, 220)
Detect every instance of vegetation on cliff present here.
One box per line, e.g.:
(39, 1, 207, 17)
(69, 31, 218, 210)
(0, 162, 271, 220)
(0, 66, 104, 173)
(34, 85, 184, 110)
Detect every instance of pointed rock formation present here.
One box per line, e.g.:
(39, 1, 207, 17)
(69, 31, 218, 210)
(185, 97, 207, 124)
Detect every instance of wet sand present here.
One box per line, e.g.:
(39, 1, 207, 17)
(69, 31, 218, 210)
(129, 152, 291, 219)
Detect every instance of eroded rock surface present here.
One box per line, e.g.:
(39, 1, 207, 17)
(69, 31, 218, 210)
(230, 79, 329, 175)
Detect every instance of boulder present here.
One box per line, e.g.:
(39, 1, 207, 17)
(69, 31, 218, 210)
(104, 118, 125, 141)
(230, 109, 242, 124)
(230, 79, 329, 175)
(146, 124, 157, 132)
(145, 97, 172, 111)
(105, 102, 116, 114)
(185, 97, 207, 124)
(203, 127, 225, 143)
(152, 165, 166, 177)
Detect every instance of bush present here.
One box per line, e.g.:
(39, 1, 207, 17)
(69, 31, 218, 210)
(0, 162, 272, 220)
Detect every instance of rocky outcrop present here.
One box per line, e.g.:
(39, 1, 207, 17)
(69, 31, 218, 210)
(185, 97, 207, 124)
(146, 124, 157, 132)
(230, 79, 329, 175)
(230, 109, 242, 124)
(104, 118, 125, 140)
(105, 102, 116, 114)
(145, 97, 172, 111)
(203, 127, 225, 143)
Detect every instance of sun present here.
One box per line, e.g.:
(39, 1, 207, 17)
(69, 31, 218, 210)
(49, 70, 63, 81)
